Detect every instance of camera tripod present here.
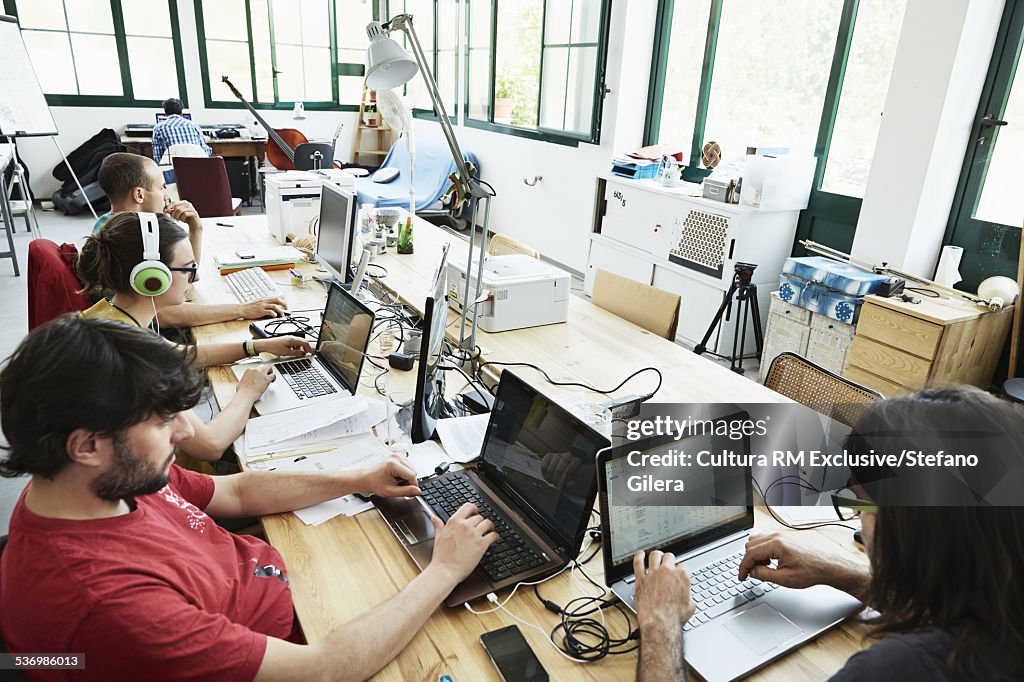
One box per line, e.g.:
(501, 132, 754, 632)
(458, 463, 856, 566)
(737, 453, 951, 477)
(693, 262, 764, 374)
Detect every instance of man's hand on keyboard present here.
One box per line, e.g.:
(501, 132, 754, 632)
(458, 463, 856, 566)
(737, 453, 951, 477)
(240, 297, 288, 319)
(236, 366, 275, 401)
(634, 550, 695, 630)
(362, 454, 422, 498)
(429, 503, 499, 583)
(738, 533, 866, 595)
(254, 335, 314, 357)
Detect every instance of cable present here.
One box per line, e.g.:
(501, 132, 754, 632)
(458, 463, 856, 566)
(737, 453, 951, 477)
(752, 477, 858, 531)
(463, 564, 573, 615)
(476, 362, 663, 399)
(906, 286, 940, 298)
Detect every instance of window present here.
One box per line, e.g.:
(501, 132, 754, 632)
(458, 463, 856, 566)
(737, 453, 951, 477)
(196, 0, 374, 109)
(5, 0, 187, 106)
(385, 0, 459, 119)
(466, 0, 610, 144)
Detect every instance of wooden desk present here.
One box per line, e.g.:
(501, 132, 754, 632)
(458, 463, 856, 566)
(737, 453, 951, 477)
(120, 136, 268, 166)
(193, 216, 870, 681)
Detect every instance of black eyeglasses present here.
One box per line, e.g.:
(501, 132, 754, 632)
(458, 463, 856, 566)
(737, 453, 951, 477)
(169, 260, 198, 283)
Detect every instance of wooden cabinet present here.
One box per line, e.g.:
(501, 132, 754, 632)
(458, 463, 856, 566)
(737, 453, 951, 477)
(759, 293, 855, 383)
(844, 295, 1013, 395)
(587, 176, 800, 354)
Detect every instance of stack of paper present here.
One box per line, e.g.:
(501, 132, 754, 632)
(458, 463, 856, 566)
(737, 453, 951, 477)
(216, 246, 303, 273)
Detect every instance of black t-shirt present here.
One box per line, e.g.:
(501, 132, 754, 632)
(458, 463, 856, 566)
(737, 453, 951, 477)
(829, 629, 1021, 682)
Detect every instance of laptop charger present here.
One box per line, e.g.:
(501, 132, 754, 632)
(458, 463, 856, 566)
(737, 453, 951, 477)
(388, 351, 416, 371)
(460, 387, 495, 414)
(599, 393, 647, 420)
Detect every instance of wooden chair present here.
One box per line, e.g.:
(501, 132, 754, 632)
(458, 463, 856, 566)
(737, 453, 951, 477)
(488, 233, 540, 259)
(591, 269, 681, 340)
(763, 351, 883, 427)
(172, 156, 243, 218)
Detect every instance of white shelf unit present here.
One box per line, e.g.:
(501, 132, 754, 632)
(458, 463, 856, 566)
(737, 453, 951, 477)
(586, 176, 800, 354)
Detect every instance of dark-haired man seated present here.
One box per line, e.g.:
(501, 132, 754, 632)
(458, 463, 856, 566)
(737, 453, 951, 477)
(94, 152, 287, 325)
(0, 315, 497, 681)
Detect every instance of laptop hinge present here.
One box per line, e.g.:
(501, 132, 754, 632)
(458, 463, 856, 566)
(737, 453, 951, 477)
(624, 530, 750, 584)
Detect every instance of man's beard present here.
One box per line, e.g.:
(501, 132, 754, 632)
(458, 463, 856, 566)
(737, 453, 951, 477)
(91, 430, 174, 501)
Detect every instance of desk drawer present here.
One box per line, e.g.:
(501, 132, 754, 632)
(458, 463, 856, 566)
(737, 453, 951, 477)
(847, 336, 930, 389)
(855, 303, 942, 359)
(843, 365, 911, 397)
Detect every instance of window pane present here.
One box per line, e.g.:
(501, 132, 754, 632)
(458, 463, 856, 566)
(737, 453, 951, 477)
(469, 0, 491, 48)
(15, 0, 67, 30)
(566, 45, 596, 133)
(656, 0, 711, 149)
(405, 0, 434, 110)
(438, 0, 458, 48)
(64, 0, 114, 34)
(122, 0, 172, 37)
(71, 34, 122, 95)
(438, 48, 458, 113)
(540, 46, 568, 129)
(303, 47, 333, 101)
(251, 0, 275, 102)
(275, 45, 305, 101)
(337, 0, 373, 50)
(821, 0, 908, 197)
(202, 0, 248, 41)
(571, 0, 602, 43)
(22, 31, 77, 94)
(207, 40, 255, 100)
(128, 37, 179, 100)
(468, 48, 490, 119)
(339, 75, 363, 105)
(544, 0, 571, 45)
(495, 0, 542, 127)
(338, 48, 363, 64)
(704, 0, 843, 158)
(974, 60, 1024, 225)
(300, 0, 331, 47)
(272, 1, 302, 44)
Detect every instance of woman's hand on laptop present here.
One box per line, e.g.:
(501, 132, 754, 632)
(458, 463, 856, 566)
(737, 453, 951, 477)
(255, 335, 314, 357)
(362, 455, 422, 498)
(236, 366, 275, 401)
(428, 503, 499, 584)
(633, 550, 695, 630)
(240, 297, 288, 319)
(738, 533, 869, 599)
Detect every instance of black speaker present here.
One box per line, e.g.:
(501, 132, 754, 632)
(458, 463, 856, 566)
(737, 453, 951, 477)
(223, 157, 252, 202)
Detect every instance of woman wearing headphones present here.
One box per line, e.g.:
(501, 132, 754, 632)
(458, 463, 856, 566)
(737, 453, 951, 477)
(77, 211, 314, 465)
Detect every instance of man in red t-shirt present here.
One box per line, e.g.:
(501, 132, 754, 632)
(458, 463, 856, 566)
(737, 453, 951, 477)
(0, 316, 497, 681)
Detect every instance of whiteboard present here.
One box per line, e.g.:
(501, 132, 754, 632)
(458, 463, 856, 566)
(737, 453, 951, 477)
(0, 15, 58, 137)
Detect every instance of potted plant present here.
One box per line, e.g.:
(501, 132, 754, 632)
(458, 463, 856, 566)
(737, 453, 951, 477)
(494, 77, 515, 124)
(365, 102, 378, 127)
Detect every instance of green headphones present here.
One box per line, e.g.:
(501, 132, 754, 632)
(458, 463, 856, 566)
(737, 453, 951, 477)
(129, 212, 171, 296)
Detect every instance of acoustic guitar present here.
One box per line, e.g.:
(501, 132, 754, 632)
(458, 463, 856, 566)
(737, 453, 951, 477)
(221, 76, 308, 171)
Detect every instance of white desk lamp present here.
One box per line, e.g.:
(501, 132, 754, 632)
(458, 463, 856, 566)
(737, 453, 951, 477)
(365, 15, 495, 352)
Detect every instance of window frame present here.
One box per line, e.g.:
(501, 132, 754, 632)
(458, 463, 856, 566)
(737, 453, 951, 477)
(3, 0, 189, 108)
(383, 0, 458, 123)
(194, 0, 373, 112)
(463, 0, 612, 146)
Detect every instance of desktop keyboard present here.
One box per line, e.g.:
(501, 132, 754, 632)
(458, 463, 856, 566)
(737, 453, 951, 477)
(276, 358, 338, 399)
(683, 551, 777, 631)
(225, 267, 283, 304)
(421, 474, 549, 583)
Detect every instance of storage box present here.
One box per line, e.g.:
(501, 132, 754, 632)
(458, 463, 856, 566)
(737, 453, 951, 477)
(778, 275, 865, 324)
(740, 154, 815, 210)
(610, 160, 660, 179)
(782, 257, 887, 296)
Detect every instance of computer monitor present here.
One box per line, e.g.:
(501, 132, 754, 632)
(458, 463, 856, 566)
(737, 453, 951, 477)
(155, 112, 192, 122)
(316, 183, 357, 284)
(411, 242, 451, 443)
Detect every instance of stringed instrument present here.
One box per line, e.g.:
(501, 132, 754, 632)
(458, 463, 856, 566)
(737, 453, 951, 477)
(222, 76, 308, 170)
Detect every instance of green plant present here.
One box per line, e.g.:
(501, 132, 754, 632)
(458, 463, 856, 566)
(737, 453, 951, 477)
(495, 76, 516, 100)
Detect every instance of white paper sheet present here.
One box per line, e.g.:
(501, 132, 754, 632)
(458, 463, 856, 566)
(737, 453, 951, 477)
(434, 413, 489, 463)
(244, 396, 367, 451)
(407, 440, 463, 479)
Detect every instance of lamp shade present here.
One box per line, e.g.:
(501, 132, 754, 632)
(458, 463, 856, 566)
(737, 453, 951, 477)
(365, 22, 419, 90)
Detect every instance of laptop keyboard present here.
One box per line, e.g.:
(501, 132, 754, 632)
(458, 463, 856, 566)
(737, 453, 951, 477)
(225, 267, 283, 303)
(276, 358, 337, 399)
(421, 474, 550, 583)
(684, 551, 777, 631)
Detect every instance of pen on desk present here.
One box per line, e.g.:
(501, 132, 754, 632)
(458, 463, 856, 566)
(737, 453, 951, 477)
(247, 446, 334, 463)
(216, 222, 234, 227)
(293, 455, 307, 463)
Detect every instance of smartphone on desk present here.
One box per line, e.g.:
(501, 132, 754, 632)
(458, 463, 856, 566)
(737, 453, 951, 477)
(480, 625, 548, 682)
(236, 249, 255, 259)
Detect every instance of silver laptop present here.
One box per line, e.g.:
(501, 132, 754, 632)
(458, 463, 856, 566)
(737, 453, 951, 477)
(232, 282, 374, 415)
(597, 414, 862, 682)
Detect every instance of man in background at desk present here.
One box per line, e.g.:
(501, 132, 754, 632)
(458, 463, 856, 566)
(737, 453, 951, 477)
(94, 152, 288, 325)
(151, 97, 212, 163)
(0, 315, 500, 681)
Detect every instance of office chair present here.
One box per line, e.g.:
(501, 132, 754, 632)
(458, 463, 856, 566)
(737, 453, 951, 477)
(27, 239, 91, 331)
(763, 351, 883, 427)
(172, 156, 243, 218)
(591, 268, 681, 340)
(488, 233, 540, 259)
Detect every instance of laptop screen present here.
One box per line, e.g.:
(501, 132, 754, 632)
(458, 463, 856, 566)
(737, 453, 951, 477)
(316, 283, 374, 394)
(599, 417, 753, 584)
(480, 372, 610, 554)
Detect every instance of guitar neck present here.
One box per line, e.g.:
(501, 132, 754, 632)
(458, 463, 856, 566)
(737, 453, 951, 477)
(223, 77, 295, 162)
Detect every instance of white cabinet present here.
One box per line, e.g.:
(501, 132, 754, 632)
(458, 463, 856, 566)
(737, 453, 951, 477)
(588, 176, 801, 355)
(758, 293, 855, 383)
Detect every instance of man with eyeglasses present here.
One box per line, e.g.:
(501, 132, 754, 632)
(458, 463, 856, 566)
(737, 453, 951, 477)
(94, 153, 288, 325)
(0, 315, 499, 681)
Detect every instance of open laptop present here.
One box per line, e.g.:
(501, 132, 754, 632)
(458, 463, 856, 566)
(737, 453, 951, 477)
(597, 414, 863, 682)
(374, 371, 610, 606)
(232, 282, 374, 415)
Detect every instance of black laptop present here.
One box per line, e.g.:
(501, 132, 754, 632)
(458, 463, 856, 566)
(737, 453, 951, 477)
(374, 371, 610, 606)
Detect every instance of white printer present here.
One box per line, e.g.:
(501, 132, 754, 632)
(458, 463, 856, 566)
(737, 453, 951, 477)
(265, 170, 357, 243)
(447, 254, 570, 332)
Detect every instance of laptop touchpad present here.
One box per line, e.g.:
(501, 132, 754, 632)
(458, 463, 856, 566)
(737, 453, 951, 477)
(722, 604, 803, 656)
(393, 512, 435, 545)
